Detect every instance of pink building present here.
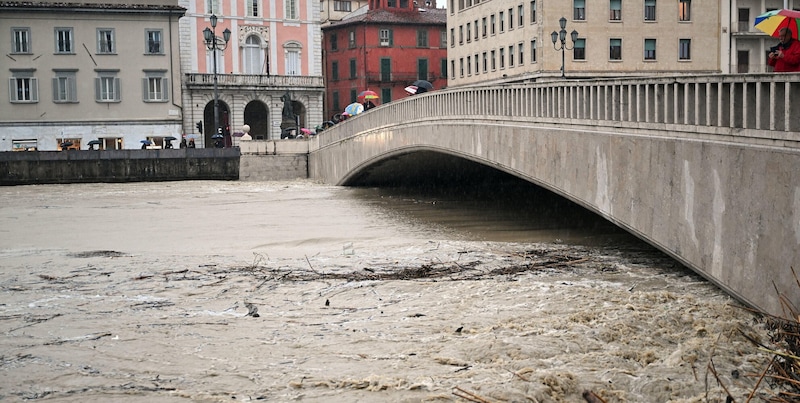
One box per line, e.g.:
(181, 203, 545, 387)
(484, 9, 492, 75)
(180, 0, 324, 144)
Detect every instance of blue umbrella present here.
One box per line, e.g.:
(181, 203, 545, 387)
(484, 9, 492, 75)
(140, 140, 152, 145)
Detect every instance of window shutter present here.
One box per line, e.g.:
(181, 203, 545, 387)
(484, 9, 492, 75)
(69, 77, 77, 102)
(53, 78, 59, 101)
(8, 78, 15, 101)
(142, 78, 148, 101)
(95, 77, 101, 101)
(162, 78, 169, 101)
(30, 78, 38, 102)
(114, 78, 121, 101)
(389, 30, 394, 46)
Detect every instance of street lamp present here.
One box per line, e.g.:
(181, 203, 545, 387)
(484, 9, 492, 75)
(550, 17, 579, 78)
(202, 15, 231, 146)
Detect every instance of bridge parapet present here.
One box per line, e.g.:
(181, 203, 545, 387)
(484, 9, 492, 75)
(318, 73, 800, 149)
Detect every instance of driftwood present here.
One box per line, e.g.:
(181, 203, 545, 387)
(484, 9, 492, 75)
(453, 386, 493, 403)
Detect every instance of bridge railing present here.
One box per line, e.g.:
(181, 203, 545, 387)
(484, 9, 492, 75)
(316, 73, 800, 149)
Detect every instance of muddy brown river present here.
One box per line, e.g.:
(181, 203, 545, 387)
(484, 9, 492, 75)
(0, 180, 784, 402)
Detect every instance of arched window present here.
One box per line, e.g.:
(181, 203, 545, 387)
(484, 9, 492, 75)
(243, 35, 264, 74)
(284, 41, 302, 76)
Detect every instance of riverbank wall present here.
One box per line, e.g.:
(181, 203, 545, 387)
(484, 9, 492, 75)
(0, 140, 310, 185)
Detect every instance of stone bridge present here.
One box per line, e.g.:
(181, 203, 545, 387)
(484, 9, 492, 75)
(307, 73, 800, 317)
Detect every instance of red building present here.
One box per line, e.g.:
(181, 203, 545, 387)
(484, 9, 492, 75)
(321, 0, 447, 120)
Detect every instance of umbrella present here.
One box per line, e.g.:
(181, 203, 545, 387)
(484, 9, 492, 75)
(344, 102, 364, 116)
(404, 85, 418, 95)
(211, 133, 224, 139)
(300, 128, 314, 135)
(87, 140, 101, 146)
(60, 141, 73, 148)
(755, 9, 800, 38)
(412, 80, 433, 90)
(140, 140, 152, 145)
(358, 90, 379, 100)
(164, 136, 177, 141)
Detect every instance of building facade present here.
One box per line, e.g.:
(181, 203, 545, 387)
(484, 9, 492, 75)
(446, 0, 723, 86)
(320, 0, 370, 25)
(0, 0, 185, 151)
(321, 0, 446, 119)
(179, 0, 325, 144)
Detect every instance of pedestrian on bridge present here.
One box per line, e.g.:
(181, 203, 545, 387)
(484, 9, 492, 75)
(768, 28, 800, 72)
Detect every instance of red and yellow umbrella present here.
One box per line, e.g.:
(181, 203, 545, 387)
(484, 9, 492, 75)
(754, 9, 800, 38)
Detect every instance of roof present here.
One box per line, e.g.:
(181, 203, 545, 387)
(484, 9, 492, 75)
(324, 7, 446, 30)
(0, 1, 185, 12)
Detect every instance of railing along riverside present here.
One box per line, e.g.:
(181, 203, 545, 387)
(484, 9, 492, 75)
(316, 74, 800, 149)
(185, 73, 324, 88)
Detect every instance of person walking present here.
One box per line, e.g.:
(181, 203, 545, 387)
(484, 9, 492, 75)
(768, 27, 800, 72)
(180, 138, 188, 149)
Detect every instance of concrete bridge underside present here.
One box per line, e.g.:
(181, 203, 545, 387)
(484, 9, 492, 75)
(310, 118, 800, 317)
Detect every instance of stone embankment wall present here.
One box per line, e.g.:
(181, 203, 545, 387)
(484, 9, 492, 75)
(0, 148, 241, 185)
(0, 140, 311, 185)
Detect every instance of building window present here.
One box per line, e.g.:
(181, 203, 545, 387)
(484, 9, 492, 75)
(440, 30, 447, 48)
(482, 17, 487, 37)
(644, 38, 656, 60)
(417, 29, 428, 47)
(474, 19, 479, 41)
(53, 70, 77, 102)
(349, 30, 356, 48)
(574, 38, 585, 59)
(644, 0, 656, 21)
(331, 61, 339, 81)
(508, 45, 514, 66)
(679, 38, 691, 60)
(143, 71, 168, 102)
(459, 25, 463, 44)
(679, 0, 691, 21)
(499, 47, 505, 68)
(97, 29, 115, 54)
(206, 0, 220, 14)
(518, 42, 524, 66)
(490, 49, 496, 70)
(491, 14, 496, 35)
(530, 1, 536, 23)
(330, 33, 338, 51)
(380, 29, 393, 47)
(95, 71, 120, 102)
(284, 43, 301, 75)
(518, 5, 524, 26)
(441, 58, 448, 78)
(508, 8, 514, 30)
(466, 23, 471, 42)
(381, 87, 391, 103)
(9, 70, 38, 103)
(530, 39, 537, 62)
(332, 91, 340, 112)
(499, 11, 505, 32)
(574, 0, 586, 21)
(609, 38, 622, 60)
(334, 1, 351, 11)
(247, 0, 259, 16)
(466, 55, 471, 75)
(459, 58, 464, 77)
(482, 51, 488, 72)
(12, 28, 32, 54)
(609, 0, 621, 21)
(145, 29, 163, 54)
(380, 57, 391, 81)
(350, 88, 357, 103)
(349, 58, 356, 79)
(243, 35, 263, 74)
(450, 59, 455, 79)
(55, 28, 74, 54)
(450, 28, 455, 47)
(285, 0, 298, 19)
(474, 53, 479, 74)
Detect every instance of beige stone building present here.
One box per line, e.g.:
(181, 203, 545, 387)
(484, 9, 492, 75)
(728, 0, 799, 73)
(0, 0, 185, 151)
(320, 0, 369, 25)
(446, 0, 725, 86)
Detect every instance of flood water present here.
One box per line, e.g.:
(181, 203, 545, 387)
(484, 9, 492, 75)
(0, 180, 779, 402)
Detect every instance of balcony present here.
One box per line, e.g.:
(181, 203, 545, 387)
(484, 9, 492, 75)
(185, 73, 324, 89)
(365, 72, 440, 84)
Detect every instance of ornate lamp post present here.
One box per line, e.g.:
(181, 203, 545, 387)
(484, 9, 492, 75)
(550, 17, 579, 78)
(202, 15, 231, 145)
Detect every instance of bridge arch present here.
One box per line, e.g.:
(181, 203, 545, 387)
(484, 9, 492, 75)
(310, 73, 800, 317)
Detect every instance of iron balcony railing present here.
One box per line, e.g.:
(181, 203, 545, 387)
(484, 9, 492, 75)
(185, 73, 324, 88)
